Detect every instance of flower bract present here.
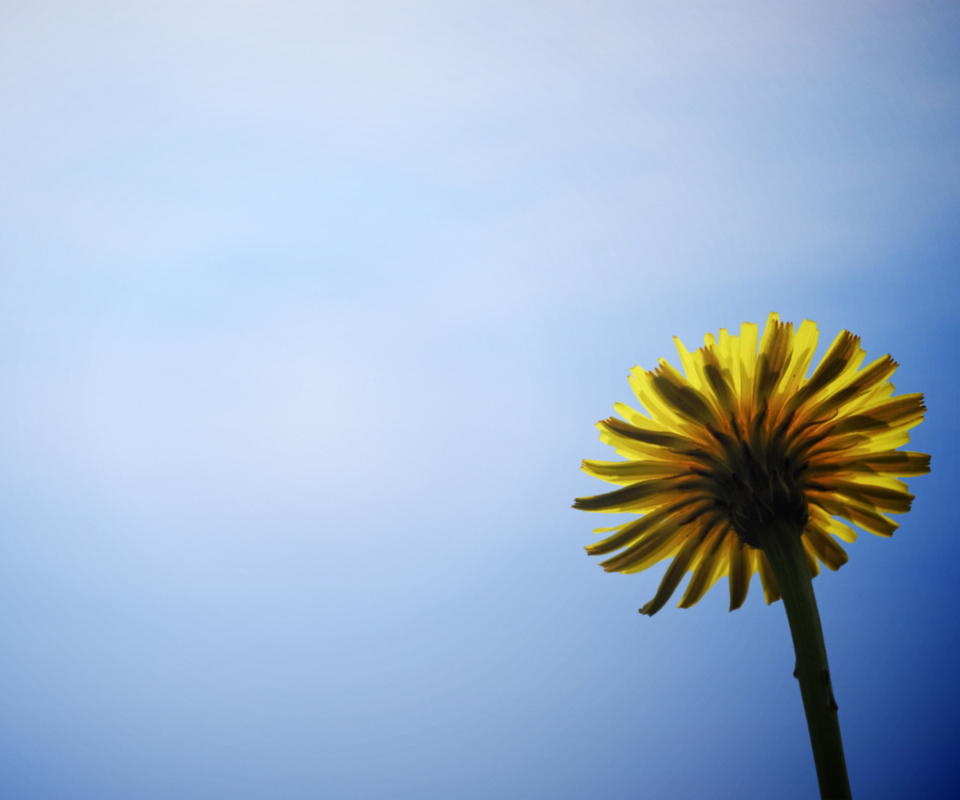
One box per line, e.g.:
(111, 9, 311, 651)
(575, 313, 930, 615)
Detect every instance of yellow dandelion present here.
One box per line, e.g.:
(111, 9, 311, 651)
(576, 312, 928, 614)
(575, 313, 929, 799)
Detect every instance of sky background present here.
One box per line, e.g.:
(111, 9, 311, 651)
(1, 1, 959, 798)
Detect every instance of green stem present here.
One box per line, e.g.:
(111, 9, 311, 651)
(758, 519, 852, 800)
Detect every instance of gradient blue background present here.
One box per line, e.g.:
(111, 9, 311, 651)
(1, 2, 958, 797)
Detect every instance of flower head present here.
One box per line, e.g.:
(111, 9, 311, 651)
(575, 313, 930, 616)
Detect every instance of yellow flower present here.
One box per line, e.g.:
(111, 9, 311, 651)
(575, 313, 930, 616)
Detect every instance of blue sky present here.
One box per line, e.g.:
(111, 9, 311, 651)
(1, 2, 959, 797)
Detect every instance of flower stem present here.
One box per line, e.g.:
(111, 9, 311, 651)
(758, 519, 852, 800)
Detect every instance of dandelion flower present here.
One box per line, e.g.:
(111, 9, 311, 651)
(576, 313, 928, 614)
(575, 313, 929, 798)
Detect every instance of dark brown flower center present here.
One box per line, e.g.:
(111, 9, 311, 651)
(711, 430, 808, 549)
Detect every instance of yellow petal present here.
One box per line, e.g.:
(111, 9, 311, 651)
(651, 361, 721, 428)
(629, 368, 689, 432)
(573, 475, 711, 514)
(581, 458, 689, 485)
(585, 498, 709, 555)
(639, 517, 715, 616)
(802, 536, 821, 577)
(811, 494, 899, 537)
(803, 524, 849, 571)
(851, 451, 930, 477)
(776, 319, 819, 402)
(701, 342, 737, 416)
(612, 401, 664, 431)
(604, 513, 692, 574)
(678, 525, 730, 608)
(727, 535, 753, 611)
(596, 417, 690, 461)
(724, 329, 743, 398)
(829, 481, 914, 514)
(808, 505, 858, 543)
(755, 313, 793, 409)
(793, 330, 864, 414)
(738, 321, 759, 414)
(756, 550, 781, 604)
(807, 355, 898, 422)
(673, 337, 707, 393)
(841, 394, 925, 431)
